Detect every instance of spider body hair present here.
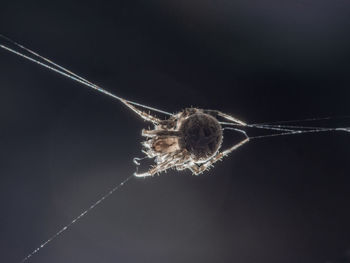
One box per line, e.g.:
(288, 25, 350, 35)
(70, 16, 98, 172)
(179, 112, 223, 162)
(131, 106, 248, 177)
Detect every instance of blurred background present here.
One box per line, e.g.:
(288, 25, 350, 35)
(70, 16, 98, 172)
(0, 0, 350, 262)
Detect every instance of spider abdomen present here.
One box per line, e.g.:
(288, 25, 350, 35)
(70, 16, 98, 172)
(179, 113, 222, 161)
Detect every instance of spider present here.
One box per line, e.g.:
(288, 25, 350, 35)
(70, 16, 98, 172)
(2, 35, 350, 263)
(122, 99, 249, 177)
(1, 36, 348, 180)
(0, 35, 250, 178)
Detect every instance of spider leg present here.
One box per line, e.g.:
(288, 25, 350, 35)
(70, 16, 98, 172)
(134, 153, 183, 177)
(142, 129, 181, 138)
(190, 129, 249, 175)
(204, 110, 247, 126)
(120, 98, 162, 124)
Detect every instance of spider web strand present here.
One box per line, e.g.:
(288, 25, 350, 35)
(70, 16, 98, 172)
(223, 124, 350, 141)
(252, 115, 350, 125)
(0, 34, 94, 87)
(20, 175, 133, 263)
(248, 127, 349, 140)
(220, 121, 348, 132)
(0, 42, 172, 116)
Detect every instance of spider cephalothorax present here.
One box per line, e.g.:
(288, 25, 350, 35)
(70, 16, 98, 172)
(123, 101, 249, 177)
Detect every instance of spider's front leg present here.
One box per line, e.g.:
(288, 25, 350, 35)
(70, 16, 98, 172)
(142, 129, 181, 138)
(121, 99, 162, 124)
(134, 161, 175, 177)
(189, 136, 250, 175)
(134, 152, 183, 177)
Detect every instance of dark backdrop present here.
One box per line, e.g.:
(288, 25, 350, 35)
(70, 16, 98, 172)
(1, 1, 350, 263)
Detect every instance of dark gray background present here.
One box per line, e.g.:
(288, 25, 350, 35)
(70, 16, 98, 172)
(1, 1, 350, 263)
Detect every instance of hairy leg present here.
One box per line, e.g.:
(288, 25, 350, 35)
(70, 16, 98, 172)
(121, 99, 162, 124)
(190, 136, 249, 175)
(204, 110, 247, 126)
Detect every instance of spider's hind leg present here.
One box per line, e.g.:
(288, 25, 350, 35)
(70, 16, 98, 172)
(189, 128, 249, 175)
(190, 137, 249, 175)
(204, 109, 247, 126)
